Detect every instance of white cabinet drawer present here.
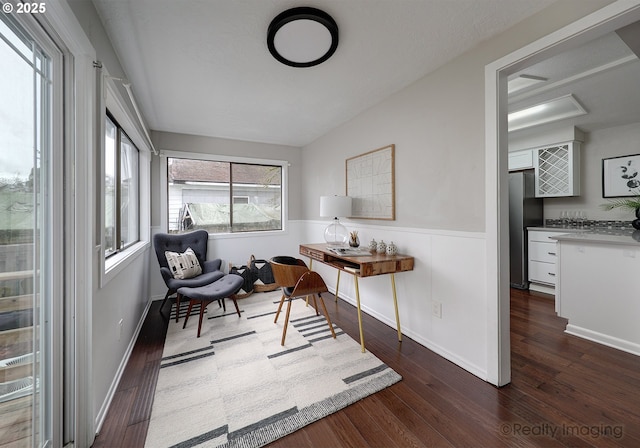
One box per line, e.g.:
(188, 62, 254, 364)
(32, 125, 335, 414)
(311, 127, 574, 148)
(528, 230, 564, 243)
(529, 260, 557, 285)
(528, 241, 557, 263)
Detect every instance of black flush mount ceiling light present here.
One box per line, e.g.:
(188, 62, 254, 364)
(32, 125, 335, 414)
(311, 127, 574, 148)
(267, 7, 339, 68)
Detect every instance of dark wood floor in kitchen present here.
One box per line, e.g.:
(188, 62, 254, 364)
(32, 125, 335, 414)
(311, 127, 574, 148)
(92, 289, 640, 447)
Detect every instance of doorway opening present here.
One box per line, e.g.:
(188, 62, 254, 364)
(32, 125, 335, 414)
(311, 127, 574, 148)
(486, 1, 640, 387)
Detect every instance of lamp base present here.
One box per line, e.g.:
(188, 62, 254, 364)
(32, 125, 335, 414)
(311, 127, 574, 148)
(324, 218, 348, 247)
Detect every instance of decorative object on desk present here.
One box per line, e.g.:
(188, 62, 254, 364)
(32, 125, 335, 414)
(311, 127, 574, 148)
(368, 238, 377, 252)
(320, 195, 352, 247)
(602, 154, 640, 197)
(346, 144, 395, 220)
(145, 291, 402, 448)
(600, 190, 640, 230)
(376, 240, 386, 254)
(386, 241, 398, 256)
(349, 230, 360, 247)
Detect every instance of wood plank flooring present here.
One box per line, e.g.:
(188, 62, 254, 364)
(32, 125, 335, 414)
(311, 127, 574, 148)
(92, 289, 640, 447)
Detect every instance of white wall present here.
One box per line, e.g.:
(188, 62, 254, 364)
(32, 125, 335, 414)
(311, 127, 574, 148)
(92, 250, 150, 421)
(300, 0, 613, 383)
(543, 122, 640, 221)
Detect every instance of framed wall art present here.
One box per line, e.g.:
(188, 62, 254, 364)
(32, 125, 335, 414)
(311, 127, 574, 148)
(602, 153, 640, 197)
(346, 144, 395, 220)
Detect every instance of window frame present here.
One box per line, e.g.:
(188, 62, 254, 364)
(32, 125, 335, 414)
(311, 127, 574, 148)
(160, 150, 288, 238)
(104, 110, 140, 258)
(99, 72, 151, 288)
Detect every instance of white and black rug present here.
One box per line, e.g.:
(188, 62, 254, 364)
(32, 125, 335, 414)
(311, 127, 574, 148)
(145, 290, 402, 448)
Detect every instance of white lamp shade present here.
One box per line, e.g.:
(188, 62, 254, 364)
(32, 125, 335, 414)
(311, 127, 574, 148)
(320, 196, 352, 218)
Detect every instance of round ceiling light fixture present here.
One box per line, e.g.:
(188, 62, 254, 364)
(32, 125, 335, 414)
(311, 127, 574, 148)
(267, 7, 339, 68)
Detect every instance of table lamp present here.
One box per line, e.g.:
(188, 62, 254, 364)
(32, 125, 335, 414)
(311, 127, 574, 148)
(320, 195, 352, 247)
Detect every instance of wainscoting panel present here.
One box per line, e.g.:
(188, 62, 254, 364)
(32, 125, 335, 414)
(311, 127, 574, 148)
(303, 221, 488, 380)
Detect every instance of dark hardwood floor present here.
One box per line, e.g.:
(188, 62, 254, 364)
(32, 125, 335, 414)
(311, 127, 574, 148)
(92, 289, 640, 447)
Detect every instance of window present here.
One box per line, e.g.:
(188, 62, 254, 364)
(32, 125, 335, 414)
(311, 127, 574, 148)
(0, 11, 61, 446)
(105, 113, 139, 257)
(168, 157, 282, 233)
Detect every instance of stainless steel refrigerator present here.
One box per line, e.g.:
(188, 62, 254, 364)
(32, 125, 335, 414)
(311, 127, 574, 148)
(509, 170, 543, 289)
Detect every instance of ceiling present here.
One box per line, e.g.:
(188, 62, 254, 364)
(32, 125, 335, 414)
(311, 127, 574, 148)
(91, 0, 556, 147)
(507, 22, 640, 138)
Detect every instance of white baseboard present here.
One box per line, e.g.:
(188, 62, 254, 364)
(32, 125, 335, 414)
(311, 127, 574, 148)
(329, 287, 489, 382)
(565, 324, 640, 356)
(529, 282, 555, 295)
(94, 298, 154, 434)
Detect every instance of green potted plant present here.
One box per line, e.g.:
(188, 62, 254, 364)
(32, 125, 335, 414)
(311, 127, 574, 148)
(601, 190, 640, 229)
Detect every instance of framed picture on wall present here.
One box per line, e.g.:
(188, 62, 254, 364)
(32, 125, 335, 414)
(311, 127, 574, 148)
(346, 144, 395, 220)
(602, 153, 640, 197)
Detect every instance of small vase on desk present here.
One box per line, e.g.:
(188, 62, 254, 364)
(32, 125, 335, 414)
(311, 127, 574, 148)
(368, 239, 377, 252)
(386, 241, 398, 256)
(377, 240, 387, 254)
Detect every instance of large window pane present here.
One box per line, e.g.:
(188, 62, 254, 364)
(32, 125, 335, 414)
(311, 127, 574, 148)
(104, 114, 139, 257)
(231, 164, 281, 232)
(0, 13, 54, 447)
(120, 133, 138, 247)
(168, 158, 282, 233)
(104, 117, 117, 256)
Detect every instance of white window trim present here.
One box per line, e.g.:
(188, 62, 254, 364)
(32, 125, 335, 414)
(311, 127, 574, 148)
(99, 71, 151, 288)
(159, 149, 289, 238)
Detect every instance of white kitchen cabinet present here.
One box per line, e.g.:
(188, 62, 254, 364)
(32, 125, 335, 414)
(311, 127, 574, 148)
(528, 230, 562, 295)
(508, 149, 534, 171)
(534, 141, 580, 197)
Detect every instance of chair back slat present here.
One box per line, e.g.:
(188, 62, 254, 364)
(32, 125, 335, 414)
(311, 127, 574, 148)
(270, 259, 309, 288)
(290, 271, 328, 296)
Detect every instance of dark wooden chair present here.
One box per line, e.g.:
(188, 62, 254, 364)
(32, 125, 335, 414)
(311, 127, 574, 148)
(270, 256, 336, 345)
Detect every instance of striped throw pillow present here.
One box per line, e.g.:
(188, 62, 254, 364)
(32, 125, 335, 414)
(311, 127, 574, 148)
(165, 247, 202, 279)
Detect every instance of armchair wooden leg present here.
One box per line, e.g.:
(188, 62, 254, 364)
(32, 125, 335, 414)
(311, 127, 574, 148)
(176, 293, 182, 322)
(317, 294, 337, 339)
(160, 289, 173, 315)
(230, 294, 241, 317)
(182, 299, 195, 329)
(274, 294, 286, 323)
(197, 300, 206, 338)
(281, 298, 293, 346)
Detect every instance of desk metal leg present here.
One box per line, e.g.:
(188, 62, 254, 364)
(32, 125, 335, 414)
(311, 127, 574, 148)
(354, 276, 366, 353)
(305, 258, 313, 306)
(335, 270, 341, 302)
(391, 273, 402, 342)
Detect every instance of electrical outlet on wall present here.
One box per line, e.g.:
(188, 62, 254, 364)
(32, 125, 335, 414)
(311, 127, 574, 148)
(432, 301, 442, 319)
(118, 318, 124, 341)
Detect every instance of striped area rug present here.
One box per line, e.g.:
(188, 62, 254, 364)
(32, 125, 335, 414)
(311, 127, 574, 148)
(145, 290, 402, 448)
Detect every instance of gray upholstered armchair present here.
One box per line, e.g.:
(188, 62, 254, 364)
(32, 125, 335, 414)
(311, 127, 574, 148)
(153, 229, 224, 318)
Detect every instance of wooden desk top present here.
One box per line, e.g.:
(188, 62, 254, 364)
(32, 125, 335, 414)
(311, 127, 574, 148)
(300, 243, 414, 277)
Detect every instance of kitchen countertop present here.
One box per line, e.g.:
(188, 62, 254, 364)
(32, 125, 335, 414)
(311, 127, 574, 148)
(551, 228, 640, 246)
(527, 226, 585, 233)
